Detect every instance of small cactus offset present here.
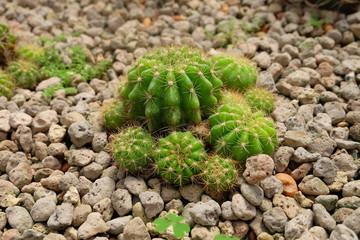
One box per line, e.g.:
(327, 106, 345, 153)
(209, 102, 279, 165)
(0, 70, 14, 98)
(244, 87, 275, 114)
(6, 60, 41, 89)
(102, 99, 130, 131)
(17, 44, 45, 63)
(119, 46, 223, 132)
(211, 55, 257, 91)
(201, 155, 239, 194)
(154, 131, 207, 186)
(111, 127, 155, 172)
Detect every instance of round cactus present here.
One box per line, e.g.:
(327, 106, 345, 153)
(208, 102, 279, 165)
(211, 55, 257, 91)
(244, 87, 275, 114)
(154, 131, 207, 186)
(102, 99, 130, 131)
(6, 60, 41, 89)
(201, 155, 239, 194)
(0, 70, 14, 98)
(111, 127, 155, 172)
(17, 44, 45, 63)
(119, 46, 223, 132)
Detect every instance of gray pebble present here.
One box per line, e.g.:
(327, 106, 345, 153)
(241, 182, 264, 206)
(189, 200, 221, 226)
(68, 121, 94, 148)
(139, 191, 164, 219)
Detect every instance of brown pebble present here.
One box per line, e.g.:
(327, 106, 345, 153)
(61, 163, 71, 172)
(290, 163, 313, 181)
(337, 122, 348, 127)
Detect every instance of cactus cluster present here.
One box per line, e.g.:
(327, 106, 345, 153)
(107, 46, 278, 192)
(17, 44, 45, 63)
(0, 24, 17, 66)
(7, 60, 41, 89)
(119, 46, 223, 132)
(111, 127, 155, 172)
(209, 94, 279, 165)
(0, 70, 14, 98)
(154, 132, 207, 186)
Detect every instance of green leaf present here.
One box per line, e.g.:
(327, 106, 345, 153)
(153, 218, 171, 232)
(166, 213, 185, 223)
(214, 234, 240, 240)
(173, 222, 190, 238)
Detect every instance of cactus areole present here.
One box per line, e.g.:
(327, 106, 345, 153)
(120, 46, 224, 132)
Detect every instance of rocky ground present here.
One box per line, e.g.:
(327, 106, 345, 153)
(0, 0, 360, 239)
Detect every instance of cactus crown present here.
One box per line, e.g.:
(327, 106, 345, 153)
(0, 70, 14, 98)
(154, 131, 207, 186)
(209, 99, 279, 165)
(111, 127, 155, 172)
(201, 155, 239, 194)
(119, 46, 223, 132)
(244, 87, 275, 114)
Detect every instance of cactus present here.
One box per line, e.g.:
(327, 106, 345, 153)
(201, 155, 239, 194)
(211, 55, 257, 91)
(17, 44, 45, 63)
(244, 87, 275, 114)
(154, 131, 207, 186)
(208, 101, 279, 165)
(0, 70, 14, 98)
(0, 24, 17, 66)
(111, 127, 155, 172)
(6, 60, 41, 89)
(119, 46, 223, 132)
(102, 99, 131, 131)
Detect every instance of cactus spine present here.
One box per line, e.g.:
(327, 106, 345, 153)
(119, 46, 223, 132)
(102, 99, 130, 131)
(154, 131, 207, 186)
(111, 127, 155, 172)
(244, 87, 275, 114)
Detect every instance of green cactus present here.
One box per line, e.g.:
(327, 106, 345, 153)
(0, 70, 14, 98)
(154, 131, 207, 186)
(17, 44, 45, 63)
(111, 127, 155, 172)
(208, 101, 279, 165)
(201, 155, 239, 194)
(119, 46, 223, 132)
(211, 55, 257, 91)
(6, 60, 41, 89)
(102, 99, 131, 131)
(244, 87, 275, 114)
(0, 24, 17, 66)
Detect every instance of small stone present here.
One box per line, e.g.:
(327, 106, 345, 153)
(313, 204, 336, 231)
(253, 52, 271, 69)
(73, 204, 92, 227)
(107, 216, 133, 235)
(66, 149, 96, 167)
(30, 197, 56, 222)
(93, 197, 113, 222)
(273, 146, 294, 172)
(315, 195, 338, 212)
(180, 184, 203, 202)
(306, 131, 336, 157)
(124, 176, 148, 196)
(260, 176, 283, 199)
(263, 207, 288, 233)
(294, 191, 314, 208)
(283, 130, 312, 148)
(298, 175, 329, 196)
(189, 200, 221, 226)
(0, 110, 11, 132)
(92, 132, 108, 152)
(329, 224, 358, 240)
(336, 196, 360, 210)
(8, 162, 33, 189)
(243, 154, 274, 184)
(231, 194, 256, 221)
(241, 182, 264, 206)
(324, 102, 346, 125)
(9, 112, 32, 128)
(161, 185, 181, 202)
(313, 157, 337, 184)
(221, 201, 238, 220)
(81, 162, 103, 180)
(43, 233, 66, 240)
(328, 171, 348, 192)
(249, 210, 269, 236)
(47, 203, 74, 230)
(48, 124, 66, 143)
(32, 110, 58, 133)
(332, 208, 354, 223)
(6, 206, 33, 232)
(68, 121, 94, 148)
(343, 180, 360, 197)
(284, 210, 313, 240)
(139, 191, 164, 219)
(293, 147, 320, 164)
(36, 77, 61, 91)
(273, 194, 302, 219)
(123, 217, 151, 240)
(331, 150, 357, 180)
(63, 186, 80, 204)
(285, 70, 310, 87)
(83, 177, 115, 207)
(78, 212, 110, 240)
(111, 189, 132, 216)
(343, 208, 360, 235)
